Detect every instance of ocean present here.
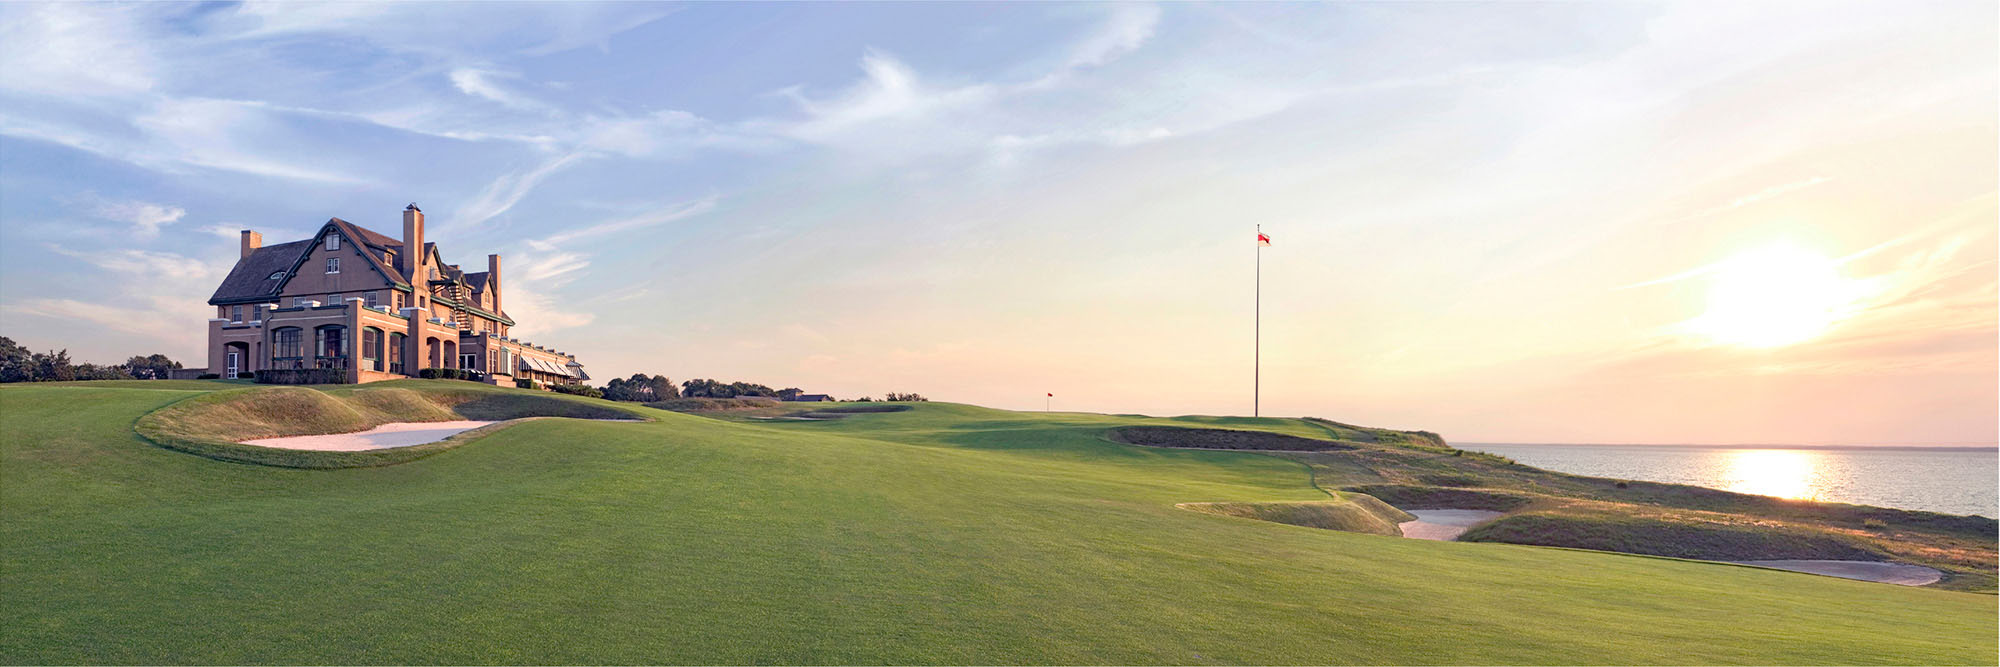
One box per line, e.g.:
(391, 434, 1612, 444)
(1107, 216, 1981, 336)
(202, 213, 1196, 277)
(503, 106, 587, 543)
(1463, 443, 1998, 518)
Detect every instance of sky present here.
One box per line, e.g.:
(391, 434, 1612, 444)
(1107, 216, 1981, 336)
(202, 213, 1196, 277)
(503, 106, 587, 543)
(0, 1, 1994, 445)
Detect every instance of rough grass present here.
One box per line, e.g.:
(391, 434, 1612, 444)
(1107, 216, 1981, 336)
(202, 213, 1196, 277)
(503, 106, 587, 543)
(1277, 439, 1998, 592)
(1460, 512, 1884, 561)
(1343, 484, 1540, 511)
(1108, 425, 1359, 452)
(2, 384, 1995, 664)
(1180, 494, 1416, 536)
(134, 381, 644, 468)
(645, 396, 782, 412)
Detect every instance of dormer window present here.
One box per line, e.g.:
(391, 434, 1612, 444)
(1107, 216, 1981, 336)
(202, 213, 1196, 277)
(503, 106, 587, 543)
(326, 258, 340, 274)
(325, 234, 339, 251)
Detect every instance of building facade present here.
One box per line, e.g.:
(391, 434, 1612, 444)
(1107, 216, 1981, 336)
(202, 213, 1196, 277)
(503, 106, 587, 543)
(204, 204, 587, 386)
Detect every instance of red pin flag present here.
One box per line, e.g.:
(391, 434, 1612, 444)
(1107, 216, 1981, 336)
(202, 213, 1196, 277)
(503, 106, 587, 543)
(1257, 232, 1271, 246)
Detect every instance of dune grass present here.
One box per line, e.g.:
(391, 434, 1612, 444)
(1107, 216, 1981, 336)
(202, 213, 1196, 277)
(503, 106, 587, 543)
(1, 382, 1995, 664)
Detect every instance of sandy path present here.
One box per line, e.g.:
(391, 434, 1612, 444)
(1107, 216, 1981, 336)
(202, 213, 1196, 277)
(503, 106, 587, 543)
(1724, 559, 1944, 586)
(240, 421, 498, 451)
(1397, 509, 1504, 541)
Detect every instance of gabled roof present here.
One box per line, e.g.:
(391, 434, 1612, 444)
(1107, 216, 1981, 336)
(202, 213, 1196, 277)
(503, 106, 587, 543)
(208, 240, 313, 305)
(325, 218, 410, 288)
(208, 219, 413, 305)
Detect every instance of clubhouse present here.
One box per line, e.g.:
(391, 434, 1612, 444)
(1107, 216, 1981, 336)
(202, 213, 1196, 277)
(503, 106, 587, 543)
(202, 204, 587, 386)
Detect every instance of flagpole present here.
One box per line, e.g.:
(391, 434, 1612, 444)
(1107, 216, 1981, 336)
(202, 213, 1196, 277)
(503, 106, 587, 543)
(1254, 224, 1261, 418)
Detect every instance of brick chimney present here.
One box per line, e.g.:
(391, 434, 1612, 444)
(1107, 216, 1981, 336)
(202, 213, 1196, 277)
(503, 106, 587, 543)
(240, 230, 262, 259)
(487, 253, 502, 314)
(402, 203, 424, 280)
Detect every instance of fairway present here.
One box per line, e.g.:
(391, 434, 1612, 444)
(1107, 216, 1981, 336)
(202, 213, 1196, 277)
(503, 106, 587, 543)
(2, 381, 1994, 664)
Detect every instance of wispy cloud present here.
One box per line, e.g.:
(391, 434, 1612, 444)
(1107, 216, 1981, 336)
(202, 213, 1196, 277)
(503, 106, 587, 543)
(1661, 176, 1834, 225)
(87, 197, 185, 239)
(531, 194, 718, 248)
(449, 67, 552, 112)
(449, 152, 589, 231)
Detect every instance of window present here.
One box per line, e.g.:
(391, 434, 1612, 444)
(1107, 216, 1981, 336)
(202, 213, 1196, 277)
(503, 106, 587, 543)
(384, 250, 396, 266)
(461, 353, 478, 371)
(325, 234, 339, 251)
(394, 292, 405, 310)
(315, 325, 346, 358)
(273, 328, 303, 359)
(329, 293, 343, 306)
(363, 328, 384, 371)
(365, 292, 379, 308)
(326, 257, 340, 274)
(388, 333, 405, 373)
(230, 305, 243, 323)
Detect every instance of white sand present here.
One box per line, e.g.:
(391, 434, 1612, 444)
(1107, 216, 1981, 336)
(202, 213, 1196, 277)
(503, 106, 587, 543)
(1398, 509, 1504, 541)
(240, 421, 498, 451)
(1723, 559, 1944, 586)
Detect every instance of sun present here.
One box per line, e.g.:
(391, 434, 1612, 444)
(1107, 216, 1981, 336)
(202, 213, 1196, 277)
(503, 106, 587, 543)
(1684, 243, 1864, 348)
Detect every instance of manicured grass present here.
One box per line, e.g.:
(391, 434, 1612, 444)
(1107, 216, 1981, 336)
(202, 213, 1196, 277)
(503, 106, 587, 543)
(1, 382, 1994, 664)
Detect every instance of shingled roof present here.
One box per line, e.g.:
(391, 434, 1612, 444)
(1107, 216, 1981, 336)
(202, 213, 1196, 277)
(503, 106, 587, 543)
(207, 218, 415, 305)
(207, 240, 313, 305)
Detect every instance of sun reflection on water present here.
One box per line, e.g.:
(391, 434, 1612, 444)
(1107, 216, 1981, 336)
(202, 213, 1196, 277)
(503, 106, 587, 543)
(1721, 449, 1820, 501)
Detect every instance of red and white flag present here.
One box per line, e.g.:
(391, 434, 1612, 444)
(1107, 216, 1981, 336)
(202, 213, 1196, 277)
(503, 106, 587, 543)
(1046, 392, 1054, 397)
(1257, 232, 1271, 246)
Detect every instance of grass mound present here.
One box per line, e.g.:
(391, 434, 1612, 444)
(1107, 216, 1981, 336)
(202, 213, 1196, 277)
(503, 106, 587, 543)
(1345, 484, 1540, 511)
(647, 396, 782, 412)
(136, 381, 643, 468)
(1303, 417, 1448, 449)
(1180, 494, 1416, 536)
(1461, 512, 1884, 561)
(1108, 425, 1356, 452)
(806, 404, 914, 414)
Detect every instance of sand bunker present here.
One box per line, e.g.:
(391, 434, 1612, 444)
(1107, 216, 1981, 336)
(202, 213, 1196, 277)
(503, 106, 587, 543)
(1724, 559, 1944, 586)
(240, 421, 498, 451)
(1397, 509, 1504, 541)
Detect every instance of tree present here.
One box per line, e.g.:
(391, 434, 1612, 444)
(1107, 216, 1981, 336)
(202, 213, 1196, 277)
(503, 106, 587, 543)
(0, 337, 135, 382)
(604, 373, 678, 402)
(123, 354, 182, 380)
(32, 349, 75, 382)
(0, 337, 29, 383)
(884, 392, 929, 402)
(74, 363, 133, 380)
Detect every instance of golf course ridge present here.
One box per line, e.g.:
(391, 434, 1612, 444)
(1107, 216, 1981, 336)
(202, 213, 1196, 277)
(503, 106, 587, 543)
(2, 379, 1991, 663)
